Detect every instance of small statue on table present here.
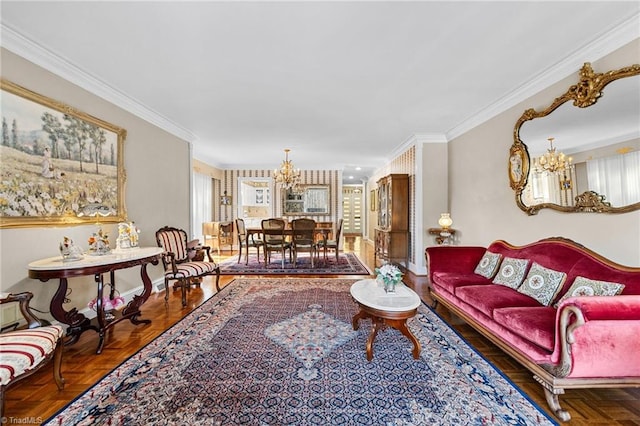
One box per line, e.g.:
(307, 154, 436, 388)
(59, 236, 84, 261)
(88, 228, 111, 255)
(115, 222, 140, 251)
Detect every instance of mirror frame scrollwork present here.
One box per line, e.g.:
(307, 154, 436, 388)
(510, 62, 640, 215)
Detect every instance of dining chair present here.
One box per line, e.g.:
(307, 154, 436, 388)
(155, 226, 221, 307)
(318, 218, 343, 261)
(261, 218, 291, 268)
(291, 218, 317, 267)
(236, 218, 263, 265)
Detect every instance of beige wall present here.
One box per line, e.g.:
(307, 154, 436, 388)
(448, 39, 640, 267)
(0, 49, 192, 318)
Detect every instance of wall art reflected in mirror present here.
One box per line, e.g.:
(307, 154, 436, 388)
(282, 185, 330, 216)
(510, 62, 640, 214)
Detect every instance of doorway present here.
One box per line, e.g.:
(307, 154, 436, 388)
(342, 185, 363, 236)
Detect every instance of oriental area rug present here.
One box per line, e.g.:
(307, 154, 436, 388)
(45, 278, 557, 425)
(217, 252, 371, 275)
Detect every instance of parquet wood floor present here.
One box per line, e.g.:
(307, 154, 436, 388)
(4, 240, 639, 425)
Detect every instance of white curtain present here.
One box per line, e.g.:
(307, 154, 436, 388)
(192, 172, 213, 241)
(587, 151, 640, 206)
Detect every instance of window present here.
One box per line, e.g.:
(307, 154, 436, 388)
(192, 172, 212, 240)
(587, 151, 640, 206)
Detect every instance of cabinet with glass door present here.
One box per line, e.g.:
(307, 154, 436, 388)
(374, 174, 409, 268)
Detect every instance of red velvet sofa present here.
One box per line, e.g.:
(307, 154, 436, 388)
(425, 237, 640, 422)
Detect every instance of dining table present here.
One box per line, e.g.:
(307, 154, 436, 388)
(245, 226, 334, 264)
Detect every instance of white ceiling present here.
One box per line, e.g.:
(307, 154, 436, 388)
(1, 1, 639, 183)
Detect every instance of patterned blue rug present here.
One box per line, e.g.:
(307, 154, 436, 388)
(218, 252, 371, 275)
(45, 278, 558, 425)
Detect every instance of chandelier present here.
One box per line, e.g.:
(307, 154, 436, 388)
(273, 149, 301, 189)
(533, 137, 573, 174)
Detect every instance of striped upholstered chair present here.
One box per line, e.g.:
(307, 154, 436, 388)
(155, 226, 221, 307)
(0, 292, 65, 418)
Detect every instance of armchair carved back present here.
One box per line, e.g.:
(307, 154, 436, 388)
(155, 226, 190, 266)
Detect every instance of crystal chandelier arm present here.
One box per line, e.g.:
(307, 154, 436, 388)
(274, 149, 301, 189)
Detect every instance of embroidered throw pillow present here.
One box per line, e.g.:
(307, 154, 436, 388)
(474, 251, 503, 279)
(555, 276, 625, 306)
(517, 262, 567, 306)
(492, 257, 530, 289)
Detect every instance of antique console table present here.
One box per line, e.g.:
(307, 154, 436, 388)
(28, 247, 162, 354)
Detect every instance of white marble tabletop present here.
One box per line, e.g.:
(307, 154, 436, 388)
(28, 246, 163, 271)
(350, 278, 421, 312)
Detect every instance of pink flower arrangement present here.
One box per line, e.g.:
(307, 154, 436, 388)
(88, 295, 125, 311)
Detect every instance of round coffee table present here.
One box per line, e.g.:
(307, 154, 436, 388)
(350, 278, 422, 361)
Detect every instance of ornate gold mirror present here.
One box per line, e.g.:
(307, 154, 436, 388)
(510, 62, 640, 214)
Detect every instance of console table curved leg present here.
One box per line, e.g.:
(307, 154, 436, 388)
(48, 277, 93, 345)
(123, 262, 153, 325)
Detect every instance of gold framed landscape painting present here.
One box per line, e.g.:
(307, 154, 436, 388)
(0, 79, 127, 228)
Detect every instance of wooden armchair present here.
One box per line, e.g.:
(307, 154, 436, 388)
(291, 218, 318, 267)
(0, 292, 65, 418)
(155, 226, 221, 307)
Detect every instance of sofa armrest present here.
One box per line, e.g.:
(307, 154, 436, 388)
(425, 246, 486, 281)
(557, 295, 640, 321)
(547, 295, 640, 378)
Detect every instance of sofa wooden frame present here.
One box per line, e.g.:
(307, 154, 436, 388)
(430, 290, 639, 422)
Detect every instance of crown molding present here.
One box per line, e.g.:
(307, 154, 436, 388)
(446, 12, 640, 141)
(1, 23, 197, 143)
(3, 11, 637, 154)
(390, 133, 447, 161)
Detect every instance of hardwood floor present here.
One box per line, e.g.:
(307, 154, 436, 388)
(5, 239, 639, 425)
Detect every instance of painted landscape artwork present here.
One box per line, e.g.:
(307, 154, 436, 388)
(0, 80, 126, 227)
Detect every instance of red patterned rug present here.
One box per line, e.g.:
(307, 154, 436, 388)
(45, 278, 557, 425)
(217, 252, 371, 275)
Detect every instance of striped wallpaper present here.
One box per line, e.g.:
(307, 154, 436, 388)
(371, 146, 417, 265)
(221, 169, 342, 226)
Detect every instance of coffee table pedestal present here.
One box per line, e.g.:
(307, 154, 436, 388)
(350, 279, 421, 361)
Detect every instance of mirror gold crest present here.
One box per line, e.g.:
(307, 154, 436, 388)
(510, 62, 640, 215)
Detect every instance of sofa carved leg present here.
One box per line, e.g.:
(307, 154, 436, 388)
(542, 387, 571, 422)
